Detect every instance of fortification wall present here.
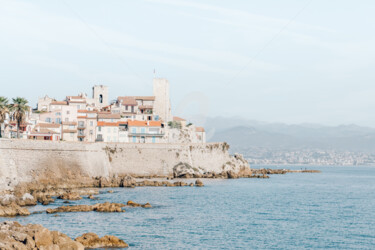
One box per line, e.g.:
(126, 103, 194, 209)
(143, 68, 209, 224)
(0, 139, 248, 192)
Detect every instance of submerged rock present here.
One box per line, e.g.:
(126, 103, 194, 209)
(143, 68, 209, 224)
(0, 203, 30, 217)
(127, 200, 152, 208)
(46, 202, 125, 214)
(57, 192, 82, 201)
(75, 232, 128, 248)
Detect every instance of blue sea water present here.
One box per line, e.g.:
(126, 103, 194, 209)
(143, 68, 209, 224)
(2, 166, 375, 249)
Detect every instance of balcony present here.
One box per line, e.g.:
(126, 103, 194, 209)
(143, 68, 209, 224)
(78, 123, 86, 129)
(128, 133, 164, 137)
(78, 132, 85, 137)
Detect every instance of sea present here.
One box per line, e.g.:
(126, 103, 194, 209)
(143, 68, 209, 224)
(2, 166, 375, 249)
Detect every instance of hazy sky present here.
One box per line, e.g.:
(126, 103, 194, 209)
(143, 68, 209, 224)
(1, 0, 374, 127)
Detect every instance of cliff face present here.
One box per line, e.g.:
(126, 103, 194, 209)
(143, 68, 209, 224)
(0, 139, 250, 192)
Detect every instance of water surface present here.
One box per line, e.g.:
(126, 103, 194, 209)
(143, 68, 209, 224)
(2, 166, 375, 249)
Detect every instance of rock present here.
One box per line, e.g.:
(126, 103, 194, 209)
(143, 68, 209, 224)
(46, 205, 93, 214)
(46, 202, 125, 214)
(75, 233, 128, 248)
(173, 181, 188, 187)
(0, 203, 30, 217)
(0, 221, 84, 249)
(34, 228, 53, 248)
(195, 179, 204, 187)
(142, 203, 152, 208)
(57, 192, 82, 201)
(93, 202, 125, 212)
(189, 183, 194, 187)
(120, 175, 136, 187)
(36, 195, 54, 205)
(17, 193, 37, 206)
(227, 171, 239, 179)
(107, 190, 114, 193)
(88, 194, 98, 200)
(173, 162, 204, 178)
(127, 200, 151, 208)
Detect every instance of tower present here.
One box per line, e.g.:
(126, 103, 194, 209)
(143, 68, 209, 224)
(153, 78, 172, 123)
(92, 85, 108, 109)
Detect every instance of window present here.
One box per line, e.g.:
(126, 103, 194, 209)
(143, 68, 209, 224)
(99, 94, 103, 104)
(126, 105, 128, 110)
(55, 118, 61, 124)
(45, 118, 51, 123)
(69, 125, 74, 129)
(141, 128, 146, 134)
(107, 136, 110, 142)
(67, 111, 70, 115)
(98, 127, 101, 132)
(89, 130, 93, 135)
(114, 127, 118, 133)
(152, 136, 156, 143)
(65, 118, 69, 122)
(132, 136, 136, 143)
(90, 121, 93, 126)
(113, 136, 116, 142)
(132, 128, 136, 133)
(56, 112, 61, 116)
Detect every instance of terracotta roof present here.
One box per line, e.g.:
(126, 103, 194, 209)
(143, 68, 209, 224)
(67, 96, 84, 99)
(36, 123, 60, 128)
(196, 127, 205, 132)
(173, 116, 186, 121)
(117, 97, 137, 106)
(50, 101, 68, 105)
(77, 116, 87, 119)
(128, 120, 161, 127)
(97, 121, 119, 127)
(135, 96, 155, 101)
(118, 121, 128, 125)
(98, 113, 121, 119)
(68, 100, 86, 103)
(139, 105, 153, 109)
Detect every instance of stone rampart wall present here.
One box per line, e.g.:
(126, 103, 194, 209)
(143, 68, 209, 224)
(0, 139, 246, 192)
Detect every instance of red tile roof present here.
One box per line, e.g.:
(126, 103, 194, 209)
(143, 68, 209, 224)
(117, 97, 137, 106)
(97, 121, 119, 127)
(196, 127, 205, 132)
(173, 116, 186, 121)
(50, 101, 68, 105)
(98, 113, 121, 119)
(128, 120, 161, 127)
(135, 96, 155, 101)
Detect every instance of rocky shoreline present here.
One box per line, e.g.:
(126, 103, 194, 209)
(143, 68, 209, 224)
(0, 168, 320, 249)
(0, 221, 128, 249)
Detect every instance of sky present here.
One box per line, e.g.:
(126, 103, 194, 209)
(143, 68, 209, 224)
(1, 0, 375, 127)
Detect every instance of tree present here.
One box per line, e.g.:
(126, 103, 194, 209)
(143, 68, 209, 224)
(9, 97, 29, 139)
(0, 96, 9, 138)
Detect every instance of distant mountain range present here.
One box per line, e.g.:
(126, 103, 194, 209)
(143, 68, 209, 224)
(205, 117, 375, 153)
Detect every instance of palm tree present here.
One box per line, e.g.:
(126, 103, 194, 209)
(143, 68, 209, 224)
(9, 97, 29, 139)
(0, 96, 9, 138)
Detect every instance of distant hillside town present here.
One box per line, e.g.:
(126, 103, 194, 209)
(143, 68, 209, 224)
(0, 78, 206, 143)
